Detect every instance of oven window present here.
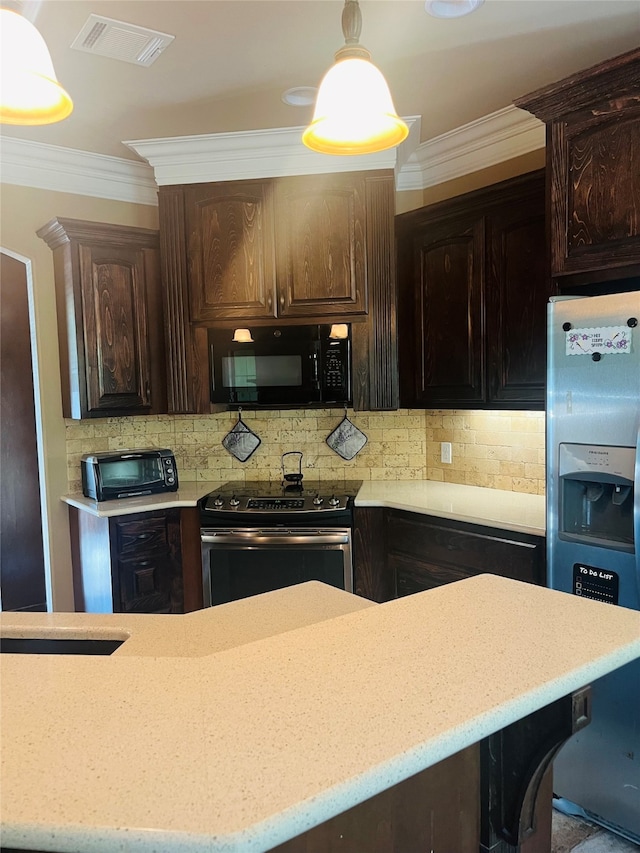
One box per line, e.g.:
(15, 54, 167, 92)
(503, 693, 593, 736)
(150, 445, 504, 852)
(207, 546, 347, 605)
(222, 355, 303, 388)
(99, 458, 164, 489)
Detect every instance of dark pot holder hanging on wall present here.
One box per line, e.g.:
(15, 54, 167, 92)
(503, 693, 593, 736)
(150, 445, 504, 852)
(326, 409, 368, 461)
(222, 409, 261, 462)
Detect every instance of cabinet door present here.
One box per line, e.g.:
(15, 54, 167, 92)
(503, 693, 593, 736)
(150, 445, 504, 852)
(79, 243, 155, 414)
(352, 506, 393, 601)
(275, 174, 367, 318)
(37, 218, 166, 419)
(110, 511, 184, 614)
(186, 181, 277, 321)
(485, 180, 550, 405)
(550, 109, 640, 278)
(399, 216, 485, 407)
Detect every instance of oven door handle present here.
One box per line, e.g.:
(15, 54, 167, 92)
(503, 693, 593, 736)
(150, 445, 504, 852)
(201, 531, 351, 547)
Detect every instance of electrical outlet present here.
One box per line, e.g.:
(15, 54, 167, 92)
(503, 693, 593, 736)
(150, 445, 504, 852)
(440, 441, 452, 464)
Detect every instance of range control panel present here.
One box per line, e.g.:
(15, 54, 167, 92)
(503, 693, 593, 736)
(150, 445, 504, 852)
(573, 563, 619, 605)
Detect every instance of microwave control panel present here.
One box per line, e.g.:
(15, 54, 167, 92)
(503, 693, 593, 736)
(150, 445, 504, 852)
(321, 342, 350, 400)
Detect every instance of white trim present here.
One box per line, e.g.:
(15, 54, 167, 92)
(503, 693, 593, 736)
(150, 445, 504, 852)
(0, 137, 158, 206)
(123, 118, 423, 185)
(0, 247, 53, 613)
(0, 107, 544, 204)
(396, 106, 545, 191)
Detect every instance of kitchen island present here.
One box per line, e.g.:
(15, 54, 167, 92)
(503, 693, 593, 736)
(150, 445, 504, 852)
(2, 575, 640, 853)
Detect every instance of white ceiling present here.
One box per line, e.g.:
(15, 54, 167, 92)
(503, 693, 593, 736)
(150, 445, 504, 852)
(3, 0, 640, 163)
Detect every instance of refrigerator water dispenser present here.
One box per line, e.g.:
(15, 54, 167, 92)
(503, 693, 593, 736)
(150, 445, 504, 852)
(559, 443, 635, 552)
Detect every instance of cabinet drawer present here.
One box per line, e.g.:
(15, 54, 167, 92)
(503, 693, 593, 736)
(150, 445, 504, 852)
(386, 510, 545, 586)
(113, 516, 168, 556)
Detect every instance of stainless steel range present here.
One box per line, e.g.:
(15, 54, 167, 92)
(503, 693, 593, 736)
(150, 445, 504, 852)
(200, 480, 361, 607)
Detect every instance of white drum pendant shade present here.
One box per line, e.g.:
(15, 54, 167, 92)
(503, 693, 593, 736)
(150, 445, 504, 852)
(0, 8, 73, 125)
(302, 57, 408, 155)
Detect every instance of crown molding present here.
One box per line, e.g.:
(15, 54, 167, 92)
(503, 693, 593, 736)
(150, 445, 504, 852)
(0, 137, 158, 206)
(396, 105, 545, 191)
(124, 118, 423, 186)
(0, 107, 544, 205)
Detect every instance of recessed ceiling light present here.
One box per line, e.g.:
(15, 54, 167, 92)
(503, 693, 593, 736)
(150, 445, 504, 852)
(425, 0, 484, 18)
(281, 87, 317, 107)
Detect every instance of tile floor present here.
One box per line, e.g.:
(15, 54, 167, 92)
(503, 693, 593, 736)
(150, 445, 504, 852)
(552, 809, 640, 852)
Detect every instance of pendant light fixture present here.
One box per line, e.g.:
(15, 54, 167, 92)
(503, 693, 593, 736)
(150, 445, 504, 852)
(0, 6, 73, 125)
(302, 0, 408, 156)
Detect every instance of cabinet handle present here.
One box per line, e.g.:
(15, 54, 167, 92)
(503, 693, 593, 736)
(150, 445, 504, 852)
(267, 293, 272, 310)
(279, 294, 285, 309)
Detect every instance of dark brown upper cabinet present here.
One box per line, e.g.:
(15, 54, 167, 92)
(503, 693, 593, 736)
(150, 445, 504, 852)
(515, 47, 640, 286)
(396, 170, 551, 410)
(38, 218, 166, 419)
(158, 171, 396, 413)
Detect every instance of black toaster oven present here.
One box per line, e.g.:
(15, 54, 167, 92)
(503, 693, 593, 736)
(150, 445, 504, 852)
(81, 448, 178, 501)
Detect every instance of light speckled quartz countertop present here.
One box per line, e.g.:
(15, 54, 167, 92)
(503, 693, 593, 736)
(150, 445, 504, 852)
(62, 479, 546, 534)
(356, 480, 546, 536)
(0, 582, 374, 658)
(61, 480, 224, 517)
(3, 575, 639, 853)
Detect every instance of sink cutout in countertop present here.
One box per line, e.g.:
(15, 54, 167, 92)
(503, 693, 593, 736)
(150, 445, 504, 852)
(0, 638, 125, 655)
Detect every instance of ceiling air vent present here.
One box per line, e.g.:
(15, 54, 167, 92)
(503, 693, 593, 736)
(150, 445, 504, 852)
(71, 15, 175, 67)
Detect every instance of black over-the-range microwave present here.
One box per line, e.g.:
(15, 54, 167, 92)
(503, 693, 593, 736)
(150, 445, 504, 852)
(208, 324, 352, 407)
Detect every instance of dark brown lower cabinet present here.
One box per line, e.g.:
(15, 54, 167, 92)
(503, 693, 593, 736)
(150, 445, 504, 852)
(68, 506, 203, 614)
(270, 746, 553, 853)
(354, 507, 546, 602)
(270, 744, 480, 853)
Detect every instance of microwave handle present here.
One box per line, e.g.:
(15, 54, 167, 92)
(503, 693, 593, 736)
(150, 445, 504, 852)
(311, 350, 320, 387)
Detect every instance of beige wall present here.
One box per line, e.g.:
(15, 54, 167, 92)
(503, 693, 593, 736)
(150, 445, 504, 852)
(395, 149, 546, 214)
(0, 183, 158, 611)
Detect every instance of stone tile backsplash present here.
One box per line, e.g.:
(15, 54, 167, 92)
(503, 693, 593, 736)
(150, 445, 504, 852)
(65, 409, 545, 495)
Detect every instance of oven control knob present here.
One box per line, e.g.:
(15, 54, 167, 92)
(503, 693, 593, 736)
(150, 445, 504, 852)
(229, 496, 240, 507)
(313, 494, 324, 506)
(328, 495, 340, 507)
(213, 497, 224, 508)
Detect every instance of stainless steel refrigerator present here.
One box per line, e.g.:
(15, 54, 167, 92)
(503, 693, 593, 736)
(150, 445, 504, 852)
(547, 290, 640, 844)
